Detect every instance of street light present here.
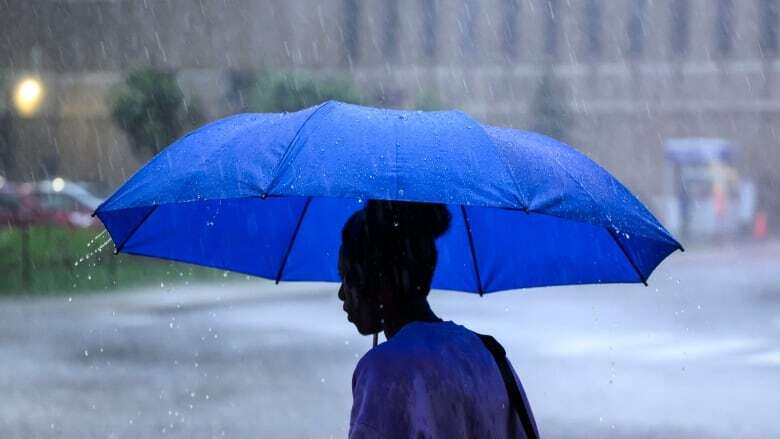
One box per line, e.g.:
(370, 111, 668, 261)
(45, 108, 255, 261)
(8, 77, 46, 292)
(13, 77, 44, 117)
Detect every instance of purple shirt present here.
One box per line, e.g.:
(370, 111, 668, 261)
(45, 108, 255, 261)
(349, 321, 536, 438)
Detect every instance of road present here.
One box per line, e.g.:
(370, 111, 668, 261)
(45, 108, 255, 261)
(1, 241, 779, 438)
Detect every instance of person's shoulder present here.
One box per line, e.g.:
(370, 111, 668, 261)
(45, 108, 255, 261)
(356, 322, 474, 372)
(355, 338, 410, 375)
(351, 342, 413, 392)
(353, 325, 433, 378)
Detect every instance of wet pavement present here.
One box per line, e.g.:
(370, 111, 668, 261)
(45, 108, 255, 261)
(1, 241, 779, 438)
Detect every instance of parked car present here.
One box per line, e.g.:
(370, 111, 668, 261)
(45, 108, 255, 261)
(0, 178, 104, 229)
(31, 178, 104, 229)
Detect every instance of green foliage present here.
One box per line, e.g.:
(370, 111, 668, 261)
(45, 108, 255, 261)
(529, 70, 574, 142)
(226, 69, 259, 111)
(0, 226, 247, 295)
(111, 67, 203, 159)
(248, 69, 364, 113)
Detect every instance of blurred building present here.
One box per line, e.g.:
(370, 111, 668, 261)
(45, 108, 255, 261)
(1, 0, 779, 224)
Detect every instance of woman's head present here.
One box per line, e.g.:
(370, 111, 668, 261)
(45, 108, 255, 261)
(338, 200, 451, 335)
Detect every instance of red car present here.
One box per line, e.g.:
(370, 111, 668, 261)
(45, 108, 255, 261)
(0, 179, 103, 229)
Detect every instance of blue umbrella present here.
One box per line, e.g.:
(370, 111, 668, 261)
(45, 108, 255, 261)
(95, 100, 682, 294)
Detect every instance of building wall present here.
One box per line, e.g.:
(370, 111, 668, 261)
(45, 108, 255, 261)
(1, 0, 779, 214)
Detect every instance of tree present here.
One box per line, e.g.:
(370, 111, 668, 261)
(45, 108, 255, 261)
(248, 69, 364, 113)
(111, 67, 203, 159)
(529, 69, 574, 142)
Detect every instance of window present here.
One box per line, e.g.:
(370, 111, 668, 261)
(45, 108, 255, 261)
(584, 0, 602, 59)
(670, 0, 690, 57)
(342, 0, 361, 65)
(422, 0, 438, 60)
(40, 194, 81, 211)
(382, 0, 400, 62)
(461, 0, 479, 59)
(544, 0, 560, 58)
(715, 0, 734, 56)
(502, 0, 520, 60)
(627, 0, 647, 58)
(0, 194, 20, 212)
(760, 0, 779, 56)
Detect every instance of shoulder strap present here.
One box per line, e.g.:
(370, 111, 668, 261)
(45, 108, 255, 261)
(477, 334, 539, 439)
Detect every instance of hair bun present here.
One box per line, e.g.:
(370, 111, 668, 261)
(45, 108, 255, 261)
(366, 200, 452, 239)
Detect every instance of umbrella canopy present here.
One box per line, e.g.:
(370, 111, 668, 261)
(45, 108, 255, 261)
(95, 100, 681, 294)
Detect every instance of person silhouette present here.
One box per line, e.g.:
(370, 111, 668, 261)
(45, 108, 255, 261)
(338, 200, 538, 439)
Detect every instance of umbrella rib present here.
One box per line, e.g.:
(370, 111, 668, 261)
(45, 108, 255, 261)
(460, 206, 485, 296)
(264, 101, 333, 196)
(275, 197, 313, 284)
(475, 123, 529, 209)
(606, 228, 648, 286)
(113, 205, 159, 255)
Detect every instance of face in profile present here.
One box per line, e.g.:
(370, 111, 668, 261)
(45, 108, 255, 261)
(338, 259, 382, 336)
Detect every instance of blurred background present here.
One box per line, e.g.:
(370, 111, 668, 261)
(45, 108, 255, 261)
(0, 1, 778, 438)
